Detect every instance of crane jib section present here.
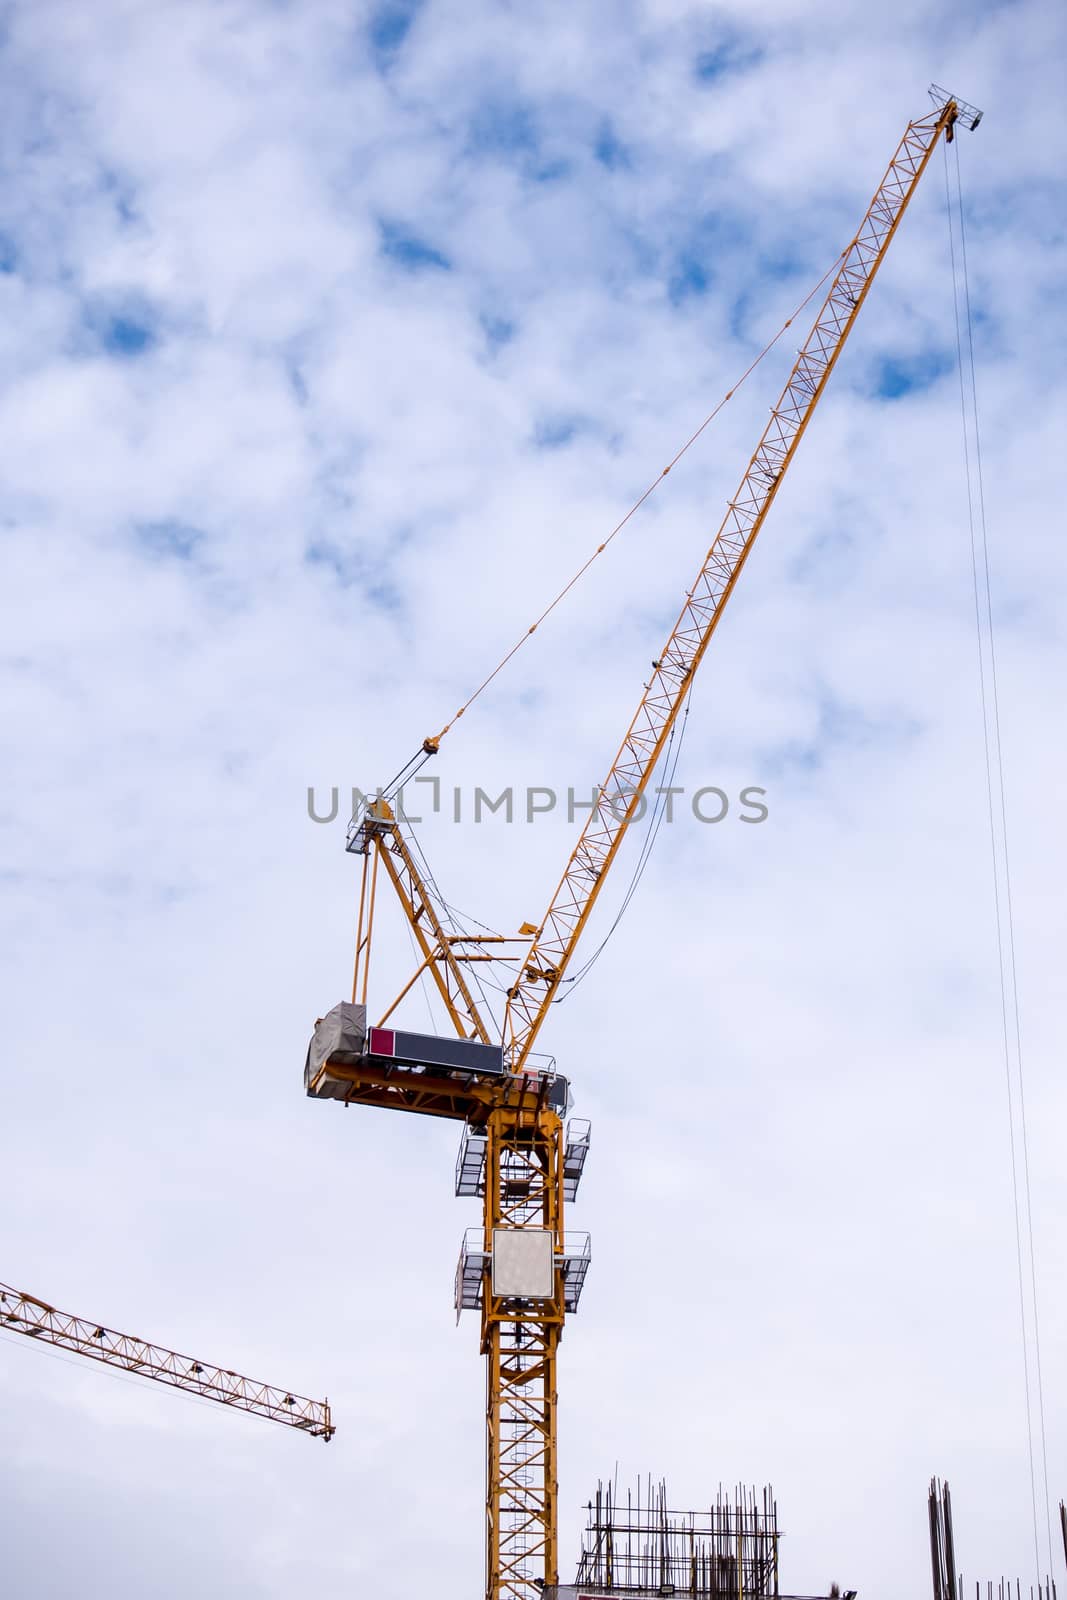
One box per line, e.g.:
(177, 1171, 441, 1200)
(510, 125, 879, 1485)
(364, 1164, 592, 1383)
(0, 1282, 334, 1440)
(503, 101, 961, 1067)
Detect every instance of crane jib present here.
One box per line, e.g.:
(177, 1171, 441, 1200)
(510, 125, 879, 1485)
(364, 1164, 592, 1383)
(502, 94, 977, 1071)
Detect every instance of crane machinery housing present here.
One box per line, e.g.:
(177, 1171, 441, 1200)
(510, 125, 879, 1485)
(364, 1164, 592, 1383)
(304, 86, 982, 1600)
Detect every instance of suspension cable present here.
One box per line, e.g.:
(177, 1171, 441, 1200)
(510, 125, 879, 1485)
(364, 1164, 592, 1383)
(558, 690, 693, 1000)
(404, 822, 502, 1030)
(423, 246, 852, 753)
(945, 134, 1052, 1583)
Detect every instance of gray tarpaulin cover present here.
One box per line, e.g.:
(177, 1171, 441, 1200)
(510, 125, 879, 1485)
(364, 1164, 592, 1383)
(304, 1002, 367, 1089)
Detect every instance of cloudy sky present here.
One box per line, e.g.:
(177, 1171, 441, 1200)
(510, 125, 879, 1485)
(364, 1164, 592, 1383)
(2, 2, 1065, 1597)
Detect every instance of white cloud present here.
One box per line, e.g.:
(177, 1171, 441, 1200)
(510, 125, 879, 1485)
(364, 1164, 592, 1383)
(2, 3, 1065, 1598)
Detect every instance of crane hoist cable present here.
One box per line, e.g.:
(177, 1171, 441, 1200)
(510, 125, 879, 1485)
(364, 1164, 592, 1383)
(416, 245, 852, 761)
(405, 822, 504, 1024)
(384, 234, 905, 1022)
(410, 693, 693, 1015)
(944, 135, 1053, 1584)
(356, 96, 985, 1074)
(557, 692, 693, 1002)
(367, 246, 852, 810)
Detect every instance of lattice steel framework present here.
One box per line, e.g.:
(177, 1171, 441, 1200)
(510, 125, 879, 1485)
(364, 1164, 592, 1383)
(0, 1281, 334, 1439)
(350, 797, 496, 1044)
(501, 94, 974, 1068)
(483, 1103, 566, 1599)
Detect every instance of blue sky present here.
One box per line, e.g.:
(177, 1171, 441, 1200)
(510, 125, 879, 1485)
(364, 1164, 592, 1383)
(1, 3, 1066, 1598)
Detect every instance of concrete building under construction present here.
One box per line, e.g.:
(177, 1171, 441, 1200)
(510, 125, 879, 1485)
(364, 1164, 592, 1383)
(546, 1480, 852, 1600)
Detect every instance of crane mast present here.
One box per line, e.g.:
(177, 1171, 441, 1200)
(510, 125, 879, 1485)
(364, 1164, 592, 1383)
(1, 1280, 334, 1440)
(308, 88, 981, 1600)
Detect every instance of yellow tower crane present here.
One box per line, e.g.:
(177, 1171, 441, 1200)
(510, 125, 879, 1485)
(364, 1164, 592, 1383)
(305, 87, 981, 1600)
(1, 1278, 334, 1439)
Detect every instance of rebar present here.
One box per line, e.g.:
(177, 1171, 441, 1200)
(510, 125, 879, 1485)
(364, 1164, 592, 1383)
(575, 1479, 780, 1596)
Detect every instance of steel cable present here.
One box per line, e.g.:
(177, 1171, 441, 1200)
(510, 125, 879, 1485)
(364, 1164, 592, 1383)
(426, 248, 852, 752)
(944, 135, 1052, 1582)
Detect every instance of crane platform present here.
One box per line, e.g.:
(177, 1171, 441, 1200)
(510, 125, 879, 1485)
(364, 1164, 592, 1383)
(455, 1119, 591, 1199)
(305, 1001, 570, 1124)
(455, 1228, 592, 1317)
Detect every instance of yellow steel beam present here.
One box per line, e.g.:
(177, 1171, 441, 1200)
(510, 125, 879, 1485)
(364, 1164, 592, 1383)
(502, 97, 963, 1069)
(482, 1105, 564, 1599)
(0, 1282, 334, 1440)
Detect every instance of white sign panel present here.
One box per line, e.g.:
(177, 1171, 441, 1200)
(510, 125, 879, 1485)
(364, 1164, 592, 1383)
(491, 1228, 554, 1298)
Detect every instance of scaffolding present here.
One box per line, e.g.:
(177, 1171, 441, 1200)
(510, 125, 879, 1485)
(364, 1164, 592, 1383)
(566, 1479, 782, 1597)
